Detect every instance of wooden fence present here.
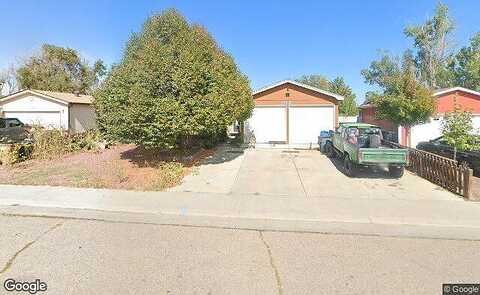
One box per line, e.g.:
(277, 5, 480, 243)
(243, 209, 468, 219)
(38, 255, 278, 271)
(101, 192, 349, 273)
(384, 141, 474, 199)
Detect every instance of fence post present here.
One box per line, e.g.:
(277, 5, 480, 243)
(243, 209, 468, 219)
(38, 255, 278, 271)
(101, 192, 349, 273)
(463, 168, 473, 200)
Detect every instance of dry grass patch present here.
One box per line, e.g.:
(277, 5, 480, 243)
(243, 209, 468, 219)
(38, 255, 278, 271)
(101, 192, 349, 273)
(0, 144, 214, 191)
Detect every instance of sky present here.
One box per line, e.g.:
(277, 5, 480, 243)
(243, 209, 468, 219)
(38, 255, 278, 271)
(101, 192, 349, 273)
(1, 0, 479, 102)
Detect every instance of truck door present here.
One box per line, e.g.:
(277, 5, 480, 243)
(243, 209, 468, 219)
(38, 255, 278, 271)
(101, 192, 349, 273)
(333, 127, 343, 152)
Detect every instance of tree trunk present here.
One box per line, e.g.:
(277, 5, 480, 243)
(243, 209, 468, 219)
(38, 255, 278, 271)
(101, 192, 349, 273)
(402, 125, 411, 147)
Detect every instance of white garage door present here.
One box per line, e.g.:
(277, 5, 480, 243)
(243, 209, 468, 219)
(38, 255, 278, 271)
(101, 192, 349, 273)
(288, 106, 334, 144)
(3, 111, 62, 129)
(249, 107, 287, 143)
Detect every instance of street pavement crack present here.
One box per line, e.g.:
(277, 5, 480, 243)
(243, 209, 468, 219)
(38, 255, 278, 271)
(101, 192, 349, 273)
(258, 231, 283, 295)
(0, 222, 64, 275)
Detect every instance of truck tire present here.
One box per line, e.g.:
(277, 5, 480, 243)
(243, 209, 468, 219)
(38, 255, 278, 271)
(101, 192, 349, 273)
(343, 155, 357, 177)
(324, 142, 336, 158)
(388, 166, 404, 178)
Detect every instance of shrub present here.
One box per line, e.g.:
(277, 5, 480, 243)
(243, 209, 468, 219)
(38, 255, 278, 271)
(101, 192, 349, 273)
(0, 144, 33, 165)
(148, 162, 184, 190)
(70, 130, 104, 151)
(0, 127, 106, 163)
(30, 127, 72, 160)
(94, 9, 253, 150)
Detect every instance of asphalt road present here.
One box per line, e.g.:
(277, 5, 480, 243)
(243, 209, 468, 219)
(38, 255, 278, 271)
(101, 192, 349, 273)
(1, 214, 479, 295)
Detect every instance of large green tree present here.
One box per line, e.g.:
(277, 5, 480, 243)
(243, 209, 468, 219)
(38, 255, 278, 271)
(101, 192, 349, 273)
(362, 52, 436, 145)
(448, 32, 480, 91)
(296, 74, 330, 90)
(94, 9, 253, 149)
(328, 77, 358, 116)
(296, 75, 358, 116)
(16, 44, 105, 94)
(404, 3, 455, 88)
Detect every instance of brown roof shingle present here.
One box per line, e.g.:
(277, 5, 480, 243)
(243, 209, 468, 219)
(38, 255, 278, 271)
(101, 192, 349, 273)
(33, 90, 93, 104)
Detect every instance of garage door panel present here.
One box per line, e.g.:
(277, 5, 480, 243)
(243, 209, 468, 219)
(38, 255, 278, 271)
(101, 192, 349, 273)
(3, 111, 62, 129)
(288, 106, 334, 144)
(249, 107, 286, 143)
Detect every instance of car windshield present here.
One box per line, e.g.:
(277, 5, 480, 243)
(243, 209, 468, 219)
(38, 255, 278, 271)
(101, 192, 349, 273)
(432, 137, 448, 145)
(6, 119, 23, 127)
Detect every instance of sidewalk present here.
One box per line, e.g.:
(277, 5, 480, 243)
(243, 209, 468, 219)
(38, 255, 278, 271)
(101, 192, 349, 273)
(1, 184, 480, 240)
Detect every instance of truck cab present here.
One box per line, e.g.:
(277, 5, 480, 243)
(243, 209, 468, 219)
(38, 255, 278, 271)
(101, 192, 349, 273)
(324, 123, 408, 178)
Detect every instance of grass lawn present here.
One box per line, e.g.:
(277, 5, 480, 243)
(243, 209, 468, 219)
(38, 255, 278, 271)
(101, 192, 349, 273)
(0, 144, 214, 191)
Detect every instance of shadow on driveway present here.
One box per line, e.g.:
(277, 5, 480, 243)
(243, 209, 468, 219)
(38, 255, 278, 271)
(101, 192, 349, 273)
(326, 154, 399, 180)
(202, 146, 246, 165)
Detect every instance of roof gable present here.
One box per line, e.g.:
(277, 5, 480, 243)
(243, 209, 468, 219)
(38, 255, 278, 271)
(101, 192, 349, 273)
(253, 80, 344, 101)
(0, 89, 93, 105)
(433, 87, 480, 97)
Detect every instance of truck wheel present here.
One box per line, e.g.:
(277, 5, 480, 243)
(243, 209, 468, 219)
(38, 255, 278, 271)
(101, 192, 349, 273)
(343, 156, 357, 177)
(324, 142, 336, 158)
(388, 166, 404, 178)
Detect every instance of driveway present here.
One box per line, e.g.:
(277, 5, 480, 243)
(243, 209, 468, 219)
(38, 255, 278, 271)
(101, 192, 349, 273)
(171, 146, 458, 201)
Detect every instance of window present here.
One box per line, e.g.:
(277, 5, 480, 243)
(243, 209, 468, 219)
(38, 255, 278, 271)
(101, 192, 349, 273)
(6, 119, 23, 128)
(435, 138, 448, 145)
(0, 119, 5, 129)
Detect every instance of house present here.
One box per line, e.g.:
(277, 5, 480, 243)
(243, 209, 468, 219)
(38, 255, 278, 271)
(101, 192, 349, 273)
(245, 80, 344, 146)
(358, 102, 398, 133)
(358, 87, 480, 147)
(0, 89, 97, 133)
(400, 87, 480, 147)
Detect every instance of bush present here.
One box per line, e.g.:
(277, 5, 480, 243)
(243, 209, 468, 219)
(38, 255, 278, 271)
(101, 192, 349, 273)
(0, 144, 33, 165)
(94, 9, 253, 150)
(30, 127, 72, 160)
(70, 130, 104, 151)
(0, 127, 106, 164)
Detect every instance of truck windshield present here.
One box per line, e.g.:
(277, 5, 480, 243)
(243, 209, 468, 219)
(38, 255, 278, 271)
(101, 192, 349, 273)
(358, 127, 382, 137)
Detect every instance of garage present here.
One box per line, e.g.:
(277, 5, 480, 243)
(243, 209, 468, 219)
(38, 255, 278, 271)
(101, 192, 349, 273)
(247, 80, 343, 145)
(0, 89, 97, 133)
(288, 105, 335, 143)
(248, 106, 287, 143)
(3, 111, 62, 129)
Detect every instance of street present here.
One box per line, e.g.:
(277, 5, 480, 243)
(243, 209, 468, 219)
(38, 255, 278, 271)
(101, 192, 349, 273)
(1, 213, 479, 295)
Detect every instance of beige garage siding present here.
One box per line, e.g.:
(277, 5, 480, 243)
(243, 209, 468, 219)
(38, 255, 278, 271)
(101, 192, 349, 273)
(69, 104, 97, 133)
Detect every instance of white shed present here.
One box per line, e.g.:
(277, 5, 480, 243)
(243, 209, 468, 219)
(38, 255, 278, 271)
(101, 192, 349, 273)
(0, 89, 97, 133)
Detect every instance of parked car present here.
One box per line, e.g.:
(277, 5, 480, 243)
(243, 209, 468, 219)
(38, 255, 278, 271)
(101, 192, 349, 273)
(323, 123, 408, 178)
(0, 118, 30, 143)
(416, 136, 480, 176)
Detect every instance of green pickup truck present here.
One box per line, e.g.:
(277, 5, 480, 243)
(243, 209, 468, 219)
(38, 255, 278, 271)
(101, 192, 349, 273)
(324, 123, 408, 178)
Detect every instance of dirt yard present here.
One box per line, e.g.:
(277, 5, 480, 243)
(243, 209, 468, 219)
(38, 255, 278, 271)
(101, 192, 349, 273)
(0, 144, 214, 191)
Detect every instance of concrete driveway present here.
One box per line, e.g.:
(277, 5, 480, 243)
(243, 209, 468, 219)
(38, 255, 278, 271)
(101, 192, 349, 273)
(170, 146, 457, 201)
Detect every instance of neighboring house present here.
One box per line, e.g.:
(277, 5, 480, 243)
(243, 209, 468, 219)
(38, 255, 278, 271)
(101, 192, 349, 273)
(245, 80, 344, 146)
(339, 116, 358, 123)
(0, 89, 97, 133)
(359, 87, 480, 147)
(358, 103, 398, 133)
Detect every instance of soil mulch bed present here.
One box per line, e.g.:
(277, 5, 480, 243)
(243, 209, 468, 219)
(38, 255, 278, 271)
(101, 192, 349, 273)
(0, 144, 215, 191)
